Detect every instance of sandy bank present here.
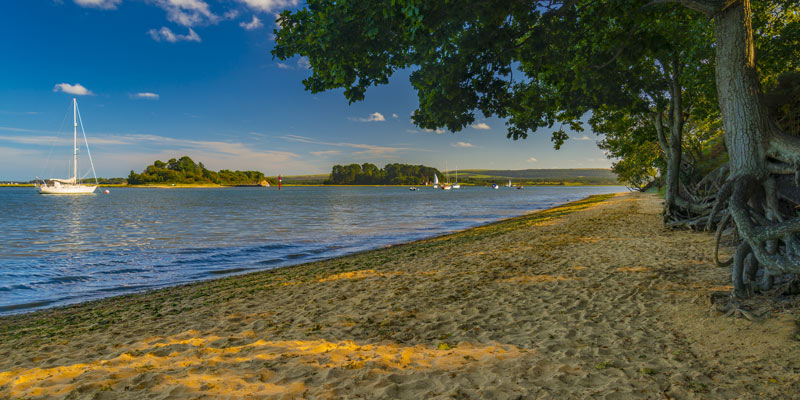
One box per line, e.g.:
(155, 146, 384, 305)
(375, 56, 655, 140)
(1, 193, 798, 399)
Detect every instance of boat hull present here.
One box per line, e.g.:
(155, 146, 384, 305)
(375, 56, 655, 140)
(38, 185, 97, 195)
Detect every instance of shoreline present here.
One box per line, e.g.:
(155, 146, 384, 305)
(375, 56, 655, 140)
(0, 193, 620, 318)
(2, 193, 798, 398)
(1, 183, 623, 188)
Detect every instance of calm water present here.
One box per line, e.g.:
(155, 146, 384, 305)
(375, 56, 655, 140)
(0, 185, 625, 315)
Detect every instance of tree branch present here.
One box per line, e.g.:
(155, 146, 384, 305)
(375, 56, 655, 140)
(643, 0, 726, 17)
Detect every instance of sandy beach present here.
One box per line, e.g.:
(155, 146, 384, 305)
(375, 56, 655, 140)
(1, 193, 799, 399)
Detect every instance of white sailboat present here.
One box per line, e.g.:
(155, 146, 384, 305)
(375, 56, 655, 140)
(452, 167, 460, 189)
(36, 98, 98, 195)
(505, 179, 513, 188)
(433, 173, 439, 189)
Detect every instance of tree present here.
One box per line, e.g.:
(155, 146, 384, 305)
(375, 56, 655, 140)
(274, 0, 800, 297)
(592, 107, 663, 191)
(325, 163, 440, 185)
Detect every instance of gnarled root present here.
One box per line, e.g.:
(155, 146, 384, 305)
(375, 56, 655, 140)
(726, 174, 800, 297)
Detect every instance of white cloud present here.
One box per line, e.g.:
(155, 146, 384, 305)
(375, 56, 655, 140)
(131, 92, 160, 100)
(224, 9, 240, 20)
(282, 134, 413, 157)
(239, 15, 263, 30)
(574, 135, 592, 141)
(452, 141, 473, 148)
(238, 0, 299, 13)
(154, 0, 217, 27)
(0, 133, 128, 146)
(349, 112, 385, 122)
(297, 56, 311, 69)
(471, 122, 491, 130)
(310, 150, 341, 156)
(0, 126, 131, 146)
(0, 110, 39, 116)
(423, 128, 446, 134)
(405, 129, 419, 134)
(73, 0, 121, 9)
(0, 126, 321, 179)
(148, 27, 201, 43)
(392, 113, 399, 118)
(527, 157, 537, 162)
(276, 62, 292, 69)
(53, 83, 93, 96)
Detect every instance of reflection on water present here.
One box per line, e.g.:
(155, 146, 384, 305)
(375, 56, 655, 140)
(0, 186, 625, 314)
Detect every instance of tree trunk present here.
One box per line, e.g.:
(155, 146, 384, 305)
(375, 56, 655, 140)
(653, 112, 680, 213)
(713, 0, 771, 178)
(666, 56, 684, 217)
(710, 0, 800, 295)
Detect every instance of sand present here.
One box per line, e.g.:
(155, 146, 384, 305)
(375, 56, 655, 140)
(1, 193, 799, 399)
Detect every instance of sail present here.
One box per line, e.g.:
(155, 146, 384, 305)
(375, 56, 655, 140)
(37, 98, 98, 195)
(433, 174, 439, 185)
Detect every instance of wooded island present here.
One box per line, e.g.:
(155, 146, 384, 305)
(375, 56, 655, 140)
(127, 156, 268, 186)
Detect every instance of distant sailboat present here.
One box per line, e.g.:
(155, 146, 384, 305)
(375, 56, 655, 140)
(36, 98, 98, 195)
(505, 179, 513, 188)
(440, 163, 451, 190)
(452, 167, 461, 189)
(433, 173, 439, 189)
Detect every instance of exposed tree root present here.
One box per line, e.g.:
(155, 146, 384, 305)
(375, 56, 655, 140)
(710, 174, 800, 298)
(663, 160, 800, 301)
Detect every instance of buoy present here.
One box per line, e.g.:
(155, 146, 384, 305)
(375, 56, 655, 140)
(104, 189, 110, 194)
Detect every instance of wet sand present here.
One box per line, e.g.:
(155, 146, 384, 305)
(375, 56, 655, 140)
(1, 193, 798, 399)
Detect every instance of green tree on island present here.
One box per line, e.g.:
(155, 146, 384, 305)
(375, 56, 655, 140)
(128, 156, 268, 186)
(326, 163, 441, 185)
(274, 0, 800, 297)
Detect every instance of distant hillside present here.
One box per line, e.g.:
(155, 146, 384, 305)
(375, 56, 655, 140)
(455, 169, 620, 185)
(271, 174, 329, 184)
(276, 168, 621, 186)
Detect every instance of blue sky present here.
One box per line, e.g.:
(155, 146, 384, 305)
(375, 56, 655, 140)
(0, 0, 612, 180)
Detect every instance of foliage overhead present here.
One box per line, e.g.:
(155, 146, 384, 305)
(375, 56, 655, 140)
(273, 1, 716, 143)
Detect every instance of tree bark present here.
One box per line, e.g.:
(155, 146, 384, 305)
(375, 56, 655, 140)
(712, 0, 772, 178)
(666, 56, 684, 216)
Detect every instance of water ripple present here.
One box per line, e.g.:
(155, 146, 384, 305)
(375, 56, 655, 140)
(0, 186, 625, 315)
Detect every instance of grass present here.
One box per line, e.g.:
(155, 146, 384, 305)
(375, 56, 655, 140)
(595, 361, 613, 370)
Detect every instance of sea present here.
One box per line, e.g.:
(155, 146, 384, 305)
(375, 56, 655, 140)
(0, 185, 626, 315)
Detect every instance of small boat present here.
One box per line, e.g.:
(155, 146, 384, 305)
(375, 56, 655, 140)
(433, 173, 439, 189)
(36, 98, 98, 195)
(505, 179, 513, 188)
(441, 184, 451, 190)
(491, 183, 499, 189)
(409, 186, 418, 191)
(452, 167, 461, 189)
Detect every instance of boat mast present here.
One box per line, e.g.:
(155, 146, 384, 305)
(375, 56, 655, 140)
(73, 98, 78, 184)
